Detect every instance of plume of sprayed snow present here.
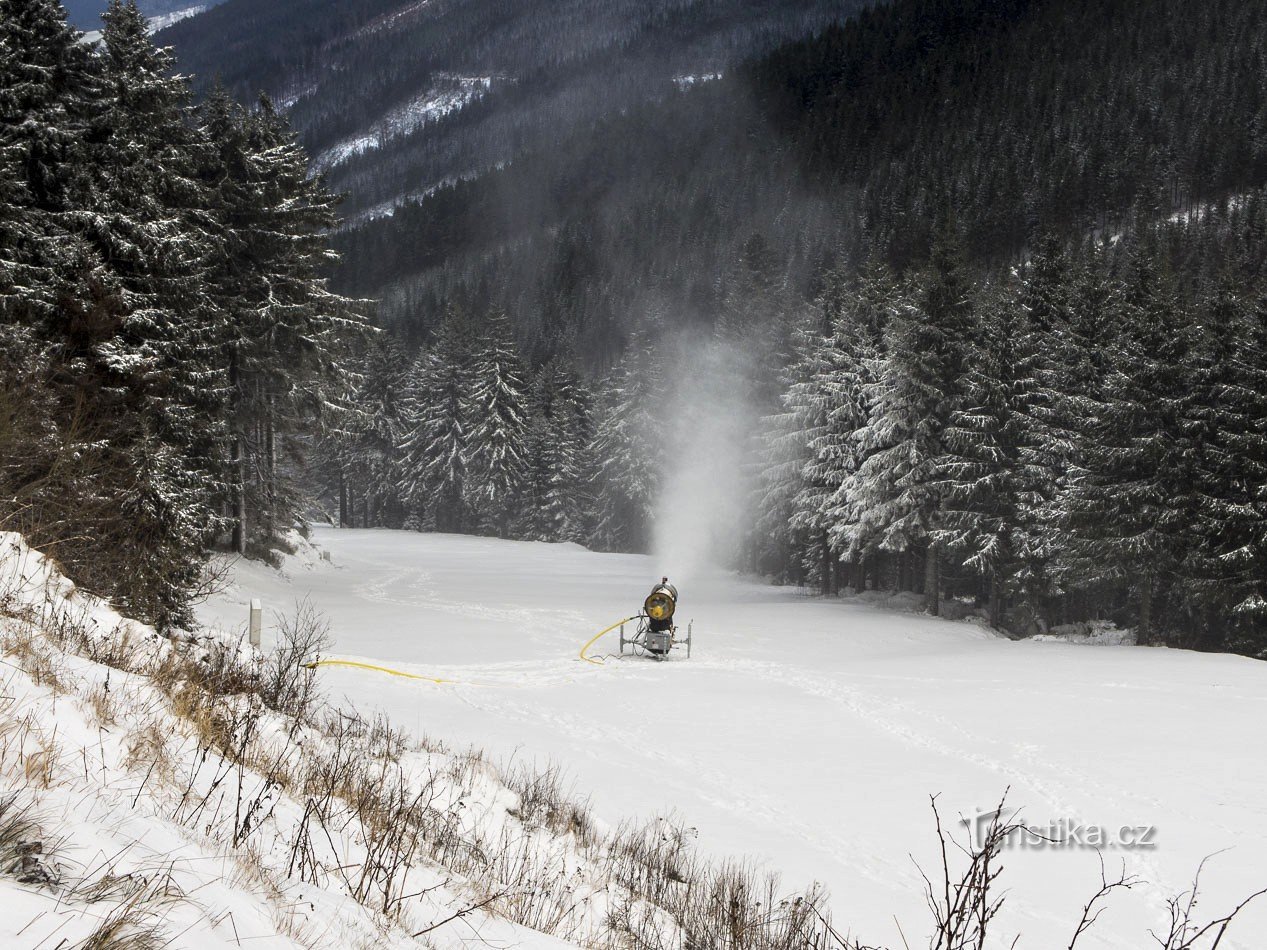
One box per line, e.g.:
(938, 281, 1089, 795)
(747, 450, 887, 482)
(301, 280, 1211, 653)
(650, 332, 758, 586)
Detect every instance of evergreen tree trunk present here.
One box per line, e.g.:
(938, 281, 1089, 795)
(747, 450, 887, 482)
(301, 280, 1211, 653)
(925, 543, 940, 615)
(265, 405, 276, 535)
(989, 576, 1002, 629)
(229, 350, 247, 554)
(820, 531, 831, 596)
(1138, 574, 1154, 646)
(232, 434, 247, 554)
(339, 471, 348, 527)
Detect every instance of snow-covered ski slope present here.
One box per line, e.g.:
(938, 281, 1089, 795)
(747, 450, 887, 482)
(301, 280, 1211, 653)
(200, 527, 1267, 947)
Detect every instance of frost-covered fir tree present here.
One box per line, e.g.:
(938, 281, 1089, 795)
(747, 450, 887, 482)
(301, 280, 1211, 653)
(198, 92, 364, 551)
(0, 0, 95, 526)
(935, 291, 1046, 627)
(839, 227, 976, 613)
(518, 358, 594, 543)
(464, 310, 530, 535)
(754, 334, 817, 583)
(85, 0, 225, 624)
(342, 337, 409, 528)
(759, 265, 888, 591)
(1061, 242, 1193, 644)
(592, 329, 664, 552)
(0, 0, 214, 626)
(398, 312, 474, 532)
(1183, 284, 1267, 653)
(813, 265, 891, 585)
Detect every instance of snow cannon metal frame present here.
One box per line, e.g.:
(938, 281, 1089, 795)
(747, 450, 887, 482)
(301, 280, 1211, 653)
(619, 583, 692, 660)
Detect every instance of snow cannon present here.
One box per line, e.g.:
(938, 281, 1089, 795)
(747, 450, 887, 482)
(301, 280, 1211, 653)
(620, 577, 692, 660)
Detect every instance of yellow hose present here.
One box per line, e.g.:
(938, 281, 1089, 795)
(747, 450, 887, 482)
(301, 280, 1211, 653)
(303, 616, 639, 681)
(579, 616, 639, 665)
(302, 658, 460, 684)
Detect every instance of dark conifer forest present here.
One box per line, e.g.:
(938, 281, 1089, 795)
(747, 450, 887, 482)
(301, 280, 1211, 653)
(5, 0, 1267, 656)
(0, 0, 364, 628)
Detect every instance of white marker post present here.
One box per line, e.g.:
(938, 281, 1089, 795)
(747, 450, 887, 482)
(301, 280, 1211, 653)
(249, 599, 262, 648)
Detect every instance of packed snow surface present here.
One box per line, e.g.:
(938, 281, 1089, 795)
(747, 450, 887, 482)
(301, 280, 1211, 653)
(201, 527, 1267, 948)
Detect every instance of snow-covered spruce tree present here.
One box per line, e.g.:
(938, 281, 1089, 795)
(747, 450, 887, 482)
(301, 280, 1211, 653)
(591, 329, 664, 553)
(398, 311, 475, 533)
(464, 310, 530, 536)
(198, 92, 365, 553)
(838, 226, 976, 613)
(1184, 284, 1267, 653)
(813, 265, 891, 589)
(0, 0, 89, 538)
(0, 0, 100, 310)
(1061, 242, 1195, 644)
(1001, 233, 1095, 627)
(518, 380, 555, 543)
(0, 0, 100, 377)
(85, 0, 225, 625)
(342, 336, 409, 528)
(1036, 243, 1121, 624)
(935, 289, 1046, 628)
(546, 362, 597, 544)
(754, 323, 818, 585)
(763, 265, 887, 592)
(518, 358, 594, 543)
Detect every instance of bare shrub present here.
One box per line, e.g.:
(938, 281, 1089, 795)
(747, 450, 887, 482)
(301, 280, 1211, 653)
(505, 762, 596, 846)
(1148, 856, 1267, 950)
(915, 792, 1025, 950)
(258, 598, 329, 720)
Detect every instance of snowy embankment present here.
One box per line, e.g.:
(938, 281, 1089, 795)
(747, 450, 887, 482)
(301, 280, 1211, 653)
(201, 526, 1267, 948)
(0, 532, 549, 947)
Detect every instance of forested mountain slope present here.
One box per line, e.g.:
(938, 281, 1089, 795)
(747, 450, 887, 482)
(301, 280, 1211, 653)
(312, 0, 1267, 361)
(160, 0, 864, 222)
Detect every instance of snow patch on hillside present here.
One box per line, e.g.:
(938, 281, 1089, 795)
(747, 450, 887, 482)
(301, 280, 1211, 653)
(673, 72, 723, 89)
(147, 4, 206, 32)
(317, 76, 492, 170)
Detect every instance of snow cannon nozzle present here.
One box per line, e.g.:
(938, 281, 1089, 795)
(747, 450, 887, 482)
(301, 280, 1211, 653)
(644, 578, 677, 622)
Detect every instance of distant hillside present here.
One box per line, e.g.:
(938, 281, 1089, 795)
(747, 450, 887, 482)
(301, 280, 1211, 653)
(160, 0, 861, 222)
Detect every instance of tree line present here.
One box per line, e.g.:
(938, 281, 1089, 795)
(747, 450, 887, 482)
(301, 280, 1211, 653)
(0, 0, 363, 628)
(325, 306, 662, 553)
